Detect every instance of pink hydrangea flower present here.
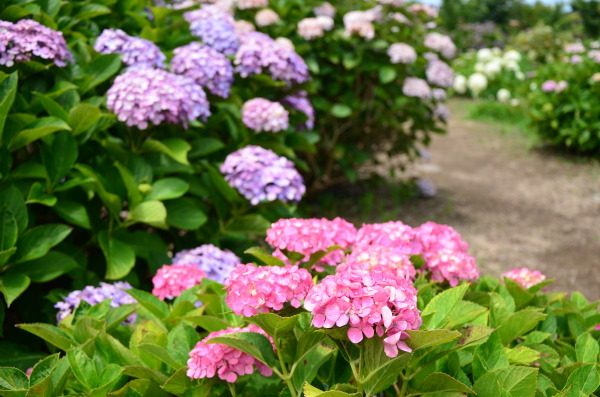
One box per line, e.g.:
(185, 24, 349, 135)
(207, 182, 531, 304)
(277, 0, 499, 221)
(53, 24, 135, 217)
(237, 0, 268, 9)
(314, 2, 336, 18)
(266, 218, 357, 268)
(354, 221, 420, 255)
(242, 98, 289, 132)
(152, 264, 206, 300)
(541, 80, 557, 92)
(595, 324, 600, 331)
(304, 269, 422, 358)
(423, 32, 456, 59)
(387, 43, 417, 64)
(225, 264, 313, 316)
(187, 324, 274, 382)
(337, 246, 416, 280)
(343, 11, 375, 40)
(403, 77, 432, 99)
(502, 267, 546, 289)
(298, 18, 325, 40)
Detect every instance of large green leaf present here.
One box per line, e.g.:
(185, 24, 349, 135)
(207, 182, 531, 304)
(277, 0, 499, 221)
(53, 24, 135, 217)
(79, 54, 121, 93)
(248, 313, 301, 338)
(145, 178, 189, 201)
(15, 251, 78, 283)
(188, 137, 225, 159)
(67, 348, 97, 390)
(291, 332, 334, 390)
(142, 139, 191, 165)
(561, 364, 600, 396)
(29, 353, 59, 387)
(405, 329, 461, 351)
(497, 309, 547, 344)
(0, 72, 18, 142)
(208, 331, 277, 368)
(11, 224, 72, 264)
(33, 92, 69, 121)
(244, 247, 285, 267)
(378, 66, 397, 84)
(575, 333, 599, 364)
(0, 186, 27, 235)
(473, 366, 538, 397)
(115, 162, 143, 208)
(417, 372, 475, 394)
(226, 214, 271, 235)
(473, 331, 509, 380)
(99, 232, 136, 280)
(41, 131, 78, 187)
(361, 336, 412, 395)
(8, 117, 71, 151)
(164, 198, 207, 230)
(304, 383, 360, 397)
(0, 273, 30, 307)
(420, 283, 469, 329)
(0, 367, 28, 392)
(128, 200, 167, 229)
(68, 103, 101, 136)
(125, 289, 169, 321)
(16, 323, 74, 350)
(52, 200, 91, 229)
(0, 208, 17, 251)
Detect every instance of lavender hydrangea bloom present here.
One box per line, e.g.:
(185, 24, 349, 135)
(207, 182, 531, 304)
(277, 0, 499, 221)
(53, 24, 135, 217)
(283, 91, 315, 130)
(184, 6, 239, 55)
(403, 77, 431, 99)
(173, 244, 241, 284)
(220, 145, 306, 205)
(171, 42, 234, 98)
(107, 68, 211, 130)
(54, 282, 136, 324)
(94, 29, 166, 70)
(0, 19, 73, 67)
(242, 98, 289, 132)
(426, 60, 454, 88)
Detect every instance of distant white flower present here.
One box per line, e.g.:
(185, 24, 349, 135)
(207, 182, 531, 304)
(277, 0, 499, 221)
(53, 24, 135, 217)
(476, 48, 493, 62)
(467, 73, 487, 97)
(529, 82, 537, 91)
(496, 88, 511, 103)
(275, 37, 294, 50)
(483, 60, 502, 77)
(492, 47, 502, 56)
(317, 16, 334, 31)
(255, 9, 279, 27)
(503, 50, 521, 63)
(510, 98, 520, 107)
(515, 71, 525, 80)
(453, 74, 467, 94)
(298, 18, 324, 40)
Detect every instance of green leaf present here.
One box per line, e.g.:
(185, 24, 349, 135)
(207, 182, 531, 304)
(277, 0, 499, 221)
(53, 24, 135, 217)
(125, 289, 169, 321)
(182, 315, 230, 332)
(0, 248, 16, 267)
(75, 3, 110, 19)
(0, 72, 18, 142)
(0, 208, 18, 250)
(497, 309, 547, 344)
(128, 200, 167, 229)
(26, 182, 57, 207)
(11, 224, 72, 264)
(575, 333, 599, 363)
(165, 198, 207, 230)
(41, 130, 78, 188)
(405, 329, 461, 351)
(248, 313, 300, 338)
(0, 273, 30, 307)
(417, 372, 475, 394)
(227, 214, 270, 235)
(473, 331, 509, 380)
(303, 383, 360, 397)
(115, 162, 143, 208)
(67, 348, 97, 390)
(420, 283, 469, 329)
(0, 367, 28, 391)
(29, 353, 59, 386)
(244, 247, 285, 267)
(473, 366, 538, 397)
(208, 331, 277, 367)
(137, 344, 185, 370)
(160, 368, 193, 395)
(8, 117, 71, 151)
(562, 364, 599, 395)
(142, 139, 191, 165)
(291, 332, 334, 390)
(189, 137, 225, 159)
(505, 346, 541, 365)
(74, 164, 122, 218)
(145, 178, 189, 201)
(361, 336, 412, 395)
(16, 323, 74, 350)
(0, 186, 27, 235)
(53, 200, 91, 229)
(121, 366, 168, 386)
(379, 66, 397, 84)
(93, 364, 123, 395)
(15, 251, 78, 283)
(69, 103, 101, 136)
(446, 300, 489, 329)
(33, 92, 69, 121)
(80, 54, 121, 93)
(331, 104, 352, 118)
(99, 231, 136, 280)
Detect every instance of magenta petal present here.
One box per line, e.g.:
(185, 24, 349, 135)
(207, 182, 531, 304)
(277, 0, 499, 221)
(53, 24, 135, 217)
(348, 327, 364, 343)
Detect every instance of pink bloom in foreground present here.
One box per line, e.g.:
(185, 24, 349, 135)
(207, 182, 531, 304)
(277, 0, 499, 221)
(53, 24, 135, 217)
(502, 267, 546, 289)
(225, 264, 313, 316)
(595, 324, 600, 331)
(266, 218, 357, 267)
(338, 246, 416, 280)
(304, 269, 421, 358)
(187, 324, 274, 382)
(354, 221, 420, 255)
(152, 264, 206, 300)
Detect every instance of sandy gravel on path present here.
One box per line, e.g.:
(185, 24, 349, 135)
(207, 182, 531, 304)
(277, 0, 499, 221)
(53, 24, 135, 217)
(393, 99, 600, 300)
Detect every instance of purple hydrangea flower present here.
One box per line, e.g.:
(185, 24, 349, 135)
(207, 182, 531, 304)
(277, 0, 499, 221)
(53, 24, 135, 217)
(283, 91, 315, 130)
(0, 19, 73, 67)
(387, 43, 417, 64)
(171, 42, 234, 98)
(173, 244, 241, 284)
(403, 77, 431, 99)
(184, 6, 239, 55)
(54, 282, 136, 324)
(106, 68, 211, 130)
(424, 32, 456, 59)
(94, 29, 166, 70)
(242, 98, 289, 132)
(220, 145, 306, 205)
(434, 104, 450, 121)
(426, 60, 454, 88)
(432, 88, 447, 101)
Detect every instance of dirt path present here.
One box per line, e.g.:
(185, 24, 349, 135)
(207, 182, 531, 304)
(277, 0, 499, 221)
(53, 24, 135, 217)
(392, 99, 600, 300)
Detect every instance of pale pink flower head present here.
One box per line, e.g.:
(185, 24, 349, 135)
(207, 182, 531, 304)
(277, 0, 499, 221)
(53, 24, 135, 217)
(407, 4, 438, 19)
(275, 37, 294, 50)
(403, 77, 432, 99)
(234, 20, 256, 34)
(595, 323, 600, 331)
(541, 80, 557, 92)
(266, 218, 357, 268)
(338, 246, 416, 280)
(242, 98, 289, 132)
(354, 221, 420, 255)
(187, 324, 274, 382)
(426, 60, 454, 88)
(255, 9, 279, 27)
(387, 43, 417, 64)
(555, 80, 568, 93)
(152, 264, 206, 300)
(314, 2, 336, 18)
(502, 267, 546, 289)
(588, 50, 600, 62)
(298, 18, 325, 40)
(225, 264, 313, 316)
(304, 269, 421, 358)
(565, 42, 585, 54)
(424, 32, 456, 59)
(343, 11, 375, 40)
(415, 222, 468, 254)
(237, 0, 268, 9)
(317, 16, 334, 31)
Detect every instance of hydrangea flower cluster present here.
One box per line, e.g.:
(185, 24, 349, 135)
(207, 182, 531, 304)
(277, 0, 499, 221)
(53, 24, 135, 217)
(255, 9, 279, 27)
(408, 4, 438, 18)
(424, 32, 457, 59)
(184, 5, 239, 55)
(225, 264, 313, 316)
(426, 60, 454, 88)
(94, 29, 166, 70)
(502, 267, 547, 289)
(354, 221, 419, 255)
(434, 104, 450, 122)
(152, 264, 206, 300)
(338, 246, 416, 280)
(433, 88, 447, 101)
(304, 269, 422, 358)
(170, 42, 234, 98)
(241, 98, 289, 132)
(314, 2, 336, 17)
(54, 282, 135, 323)
(234, 20, 256, 34)
(187, 324, 274, 382)
(541, 80, 568, 93)
(237, 0, 269, 9)
(565, 42, 585, 54)
(402, 77, 432, 99)
(106, 68, 211, 129)
(234, 32, 310, 84)
(343, 11, 375, 40)
(266, 218, 357, 267)
(283, 91, 315, 130)
(0, 19, 73, 67)
(387, 43, 417, 64)
(220, 145, 305, 205)
(298, 18, 325, 40)
(173, 244, 241, 284)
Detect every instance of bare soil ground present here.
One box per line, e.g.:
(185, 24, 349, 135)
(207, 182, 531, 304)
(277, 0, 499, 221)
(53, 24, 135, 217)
(391, 99, 600, 300)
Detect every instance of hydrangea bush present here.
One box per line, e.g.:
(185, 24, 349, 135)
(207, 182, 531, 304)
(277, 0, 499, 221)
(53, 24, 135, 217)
(4, 217, 600, 396)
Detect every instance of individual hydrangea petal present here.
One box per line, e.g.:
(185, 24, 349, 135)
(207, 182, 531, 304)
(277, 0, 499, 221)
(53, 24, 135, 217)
(424, 32, 456, 59)
(187, 324, 274, 382)
(387, 43, 417, 64)
(282, 91, 315, 130)
(502, 267, 546, 289)
(242, 98, 289, 132)
(0, 19, 73, 67)
(54, 282, 136, 324)
(225, 264, 313, 316)
(173, 244, 241, 284)
(170, 42, 234, 98)
(426, 60, 454, 88)
(94, 29, 166, 70)
(403, 77, 431, 99)
(106, 68, 211, 130)
(184, 5, 239, 55)
(220, 145, 305, 205)
(152, 264, 206, 300)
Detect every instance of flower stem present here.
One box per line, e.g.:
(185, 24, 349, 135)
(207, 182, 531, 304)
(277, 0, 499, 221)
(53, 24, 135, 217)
(227, 383, 237, 397)
(274, 337, 298, 397)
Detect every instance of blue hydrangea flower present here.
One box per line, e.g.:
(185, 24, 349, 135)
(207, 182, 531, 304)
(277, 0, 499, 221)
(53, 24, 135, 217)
(173, 244, 241, 284)
(94, 28, 166, 70)
(184, 6, 239, 55)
